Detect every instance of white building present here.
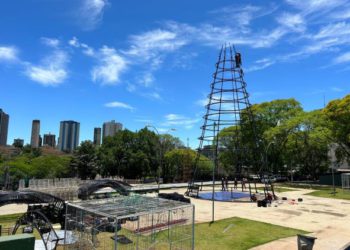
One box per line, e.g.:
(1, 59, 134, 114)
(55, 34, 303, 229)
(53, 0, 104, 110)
(102, 120, 122, 142)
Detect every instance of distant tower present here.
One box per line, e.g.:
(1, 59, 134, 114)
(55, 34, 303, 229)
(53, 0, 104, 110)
(58, 121, 80, 153)
(30, 120, 40, 148)
(102, 120, 122, 142)
(93, 127, 101, 146)
(0, 109, 9, 146)
(43, 133, 56, 147)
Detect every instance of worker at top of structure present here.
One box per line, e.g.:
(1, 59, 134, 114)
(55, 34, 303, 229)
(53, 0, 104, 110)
(235, 53, 242, 68)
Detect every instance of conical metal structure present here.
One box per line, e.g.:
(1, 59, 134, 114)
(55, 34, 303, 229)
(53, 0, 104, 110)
(189, 44, 260, 181)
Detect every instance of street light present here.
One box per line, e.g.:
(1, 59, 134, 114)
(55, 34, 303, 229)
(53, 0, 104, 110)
(146, 125, 176, 193)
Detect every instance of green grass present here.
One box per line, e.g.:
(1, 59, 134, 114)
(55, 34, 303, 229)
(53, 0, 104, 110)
(307, 188, 350, 200)
(193, 217, 307, 250)
(276, 183, 350, 200)
(0, 214, 307, 250)
(0, 213, 23, 228)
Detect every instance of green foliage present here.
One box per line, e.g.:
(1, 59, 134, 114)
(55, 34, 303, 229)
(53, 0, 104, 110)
(217, 98, 330, 179)
(71, 140, 99, 180)
(98, 128, 183, 180)
(164, 148, 212, 181)
(0, 154, 72, 181)
(324, 94, 350, 162)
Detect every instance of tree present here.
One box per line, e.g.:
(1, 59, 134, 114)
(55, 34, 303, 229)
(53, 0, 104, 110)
(164, 148, 212, 182)
(71, 141, 99, 180)
(324, 94, 350, 162)
(266, 110, 330, 179)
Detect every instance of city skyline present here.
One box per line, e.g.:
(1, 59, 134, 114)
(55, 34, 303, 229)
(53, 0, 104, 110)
(0, 109, 128, 148)
(1, 0, 350, 148)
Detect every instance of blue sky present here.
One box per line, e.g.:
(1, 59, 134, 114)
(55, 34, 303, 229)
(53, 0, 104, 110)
(1, 0, 350, 148)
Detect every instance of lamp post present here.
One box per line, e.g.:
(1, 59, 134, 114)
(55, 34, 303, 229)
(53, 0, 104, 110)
(146, 125, 176, 193)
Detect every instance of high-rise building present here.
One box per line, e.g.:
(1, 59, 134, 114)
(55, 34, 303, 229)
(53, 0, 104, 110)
(93, 127, 101, 146)
(30, 120, 40, 148)
(43, 133, 56, 147)
(102, 120, 122, 142)
(0, 109, 9, 146)
(57, 120, 80, 153)
(13, 138, 24, 148)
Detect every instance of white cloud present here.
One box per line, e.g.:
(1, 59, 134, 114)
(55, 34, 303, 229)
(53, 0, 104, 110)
(276, 12, 305, 32)
(166, 21, 286, 49)
(104, 101, 134, 110)
(142, 92, 162, 100)
(330, 8, 350, 20)
(246, 58, 276, 72)
(69, 37, 80, 47)
(126, 29, 187, 59)
(333, 52, 350, 64)
(126, 83, 136, 92)
(330, 87, 344, 92)
(68, 37, 95, 56)
(138, 72, 154, 87)
(41, 37, 60, 47)
(163, 113, 200, 129)
(135, 118, 153, 123)
(0, 46, 18, 62)
(195, 97, 209, 107)
(25, 50, 69, 86)
(285, 0, 345, 14)
(79, 0, 109, 30)
(314, 22, 350, 39)
(92, 46, 127, 85)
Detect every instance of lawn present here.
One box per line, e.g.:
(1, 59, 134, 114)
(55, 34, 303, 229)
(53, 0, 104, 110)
(0, 214, 307, 250)
(193, 217, 307, 250)
(277, 183, 350, 200)
(307, 188, 350, 200)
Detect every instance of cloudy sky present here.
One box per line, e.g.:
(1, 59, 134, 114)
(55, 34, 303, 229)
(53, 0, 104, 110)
(1, 0, 350, 147)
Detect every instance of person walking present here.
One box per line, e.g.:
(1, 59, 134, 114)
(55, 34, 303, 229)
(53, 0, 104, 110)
(221, 177, 225, 191)
(242, 178, 246, 190)
(234, 178, 238, 189)
(225, 177, 229, 191)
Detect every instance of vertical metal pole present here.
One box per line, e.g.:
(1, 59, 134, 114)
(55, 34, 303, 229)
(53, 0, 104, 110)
(168, 209, 171, 249)
(159, 138, 162, 194)
(212, 122, 216, 223)
(332, 164, 336, 195)
(136, 215, 140, 250)
(114, 216, 118, 250)
(63, 202, 68, 248)
(192, 206, 195, 250)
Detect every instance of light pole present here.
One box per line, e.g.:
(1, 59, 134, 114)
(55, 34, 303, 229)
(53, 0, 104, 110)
(146, 125, 176, 193)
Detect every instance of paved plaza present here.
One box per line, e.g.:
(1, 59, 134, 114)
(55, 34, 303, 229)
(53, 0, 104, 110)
(162, 187, 350, 250)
